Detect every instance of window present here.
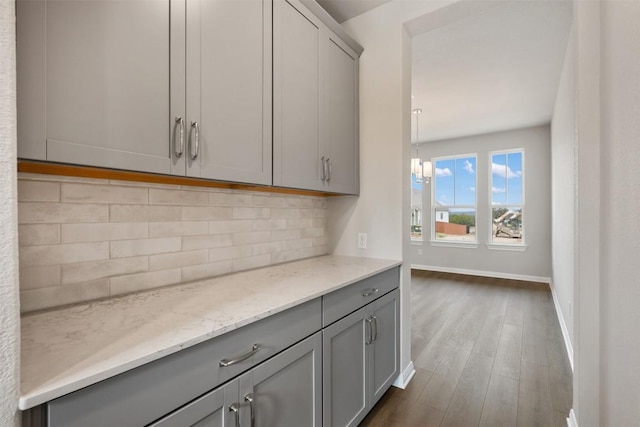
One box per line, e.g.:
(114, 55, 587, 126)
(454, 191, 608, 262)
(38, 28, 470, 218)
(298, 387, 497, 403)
(411, 170, 423, 240)
(432, 155, 477, 242)
(490, 149, 524, 245)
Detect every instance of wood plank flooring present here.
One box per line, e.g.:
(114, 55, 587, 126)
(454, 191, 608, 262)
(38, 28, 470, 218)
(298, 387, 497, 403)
(361, 270, 573, 427)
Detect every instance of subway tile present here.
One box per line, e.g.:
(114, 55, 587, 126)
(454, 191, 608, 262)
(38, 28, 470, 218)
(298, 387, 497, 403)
(301, 227, 325, 238)
(233, 207, 270, 219)
(285, 218, 314, 229)
(252, 195, 286, 208)
(19, 203, 109, 224)
(312, 198, 327, 209)
(270, 229, 302, 242)
(253, 241, 285, 256)
(232, 254, 271, 272)
(21, 279, 110, 313)
(209, 192, 252, 207)
(182, 206, 233, 221)
(271, 248, 313, 264)
(149, 250, 208, 271)
(62, 256, 148, 284)
(61, 223, 148, 243)
(18, 180, 60, 202)
(18, 173, 108, 184)
(148, 221, 209, 238)
(181, 261, 233, 282)
(109, 205, 182, 222)
(18, 224, 60, 246)
(19, 265, 61, 290)
(20, 242, 109, 267)
(252, 219, 287, 231)
(61, 183, 148, 204)
(300, 208, 325, 219)
(110, 237, 181, 258)
(285, 197, 313, 208)
(285, 239, 314, 250)
(311, 218, 327, 228)
(233, 231, 270, 246)
(149, 188, 209, 206)
(209, 220, 253, 234)
(209, 246, 253, 262)
(270, 208, 300, 219)
(182, 234, 232, 250)
(312, 236, 329, 247)
(109, 180, 175, 189)
(109, 269, 182, 296)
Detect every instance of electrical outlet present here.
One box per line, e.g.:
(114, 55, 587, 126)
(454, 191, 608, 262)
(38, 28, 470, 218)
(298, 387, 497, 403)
(358, 233, 367, 249)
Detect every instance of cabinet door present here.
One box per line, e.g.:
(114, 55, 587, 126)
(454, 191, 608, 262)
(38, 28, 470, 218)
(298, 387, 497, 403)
(149, 380, 239, 427)
(273, 0, 324, 191)
(240, 332, 322, 427)
(322, 33, 359, 195)
(17, 0, 184, 175)
(369, 289, 400, 406)
(322, 308, 368, 427)
(186, 0, 272, 185)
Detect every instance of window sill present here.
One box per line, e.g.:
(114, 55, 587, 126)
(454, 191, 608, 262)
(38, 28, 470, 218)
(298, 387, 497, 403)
(429, 240, 479, 249)
(486, 243, 528, 251)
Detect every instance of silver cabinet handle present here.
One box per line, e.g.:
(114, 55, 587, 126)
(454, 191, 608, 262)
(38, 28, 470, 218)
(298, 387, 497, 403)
(174, 117, 185, 157)
(321, 156, 327, 181)
(362, 288, 379, 297)
(327, 157, 332, 182)
(371, 315, 378, 342)
(244, 393, 255, 427)
(190, 121, 200, 160)
(219, 344, 261, 367)
(365, 317, 373, 345)
(229, 403, 240, 427)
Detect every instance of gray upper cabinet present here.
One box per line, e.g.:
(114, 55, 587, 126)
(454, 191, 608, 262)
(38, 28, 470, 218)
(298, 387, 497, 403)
(273, 0, 360, 194)
(17, 0, 183, 175)
(185, 0, 272, 185)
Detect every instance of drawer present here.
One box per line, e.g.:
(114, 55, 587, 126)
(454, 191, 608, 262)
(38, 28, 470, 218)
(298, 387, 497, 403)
(322, 267, 399, 327)
(48, 298, 322, 427)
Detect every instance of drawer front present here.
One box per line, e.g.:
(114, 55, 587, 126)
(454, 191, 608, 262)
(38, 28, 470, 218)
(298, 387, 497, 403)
(48, 298, 321, 427)
(322, 267, 399, 327)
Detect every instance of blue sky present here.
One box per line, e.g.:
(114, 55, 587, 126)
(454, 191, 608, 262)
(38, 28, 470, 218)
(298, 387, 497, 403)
(434, 157, 477, 206)
(491, 152, 523, 205)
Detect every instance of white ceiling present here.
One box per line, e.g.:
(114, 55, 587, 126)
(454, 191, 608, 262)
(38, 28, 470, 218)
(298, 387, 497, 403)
(412, 1, 573, 143)
(316, 0, 391, 23)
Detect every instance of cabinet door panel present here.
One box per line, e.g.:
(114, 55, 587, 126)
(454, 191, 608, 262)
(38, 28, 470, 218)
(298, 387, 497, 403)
(273, 0, 323, 191)
(324, 35, 359, 195)
(148, 380, 238, 427)
(187, 0, 271, 185)
(241, 332, 322, 427)
(322, 309, 367, 427)
(39, 0, 175, 174)
(370, 289, 400, 406)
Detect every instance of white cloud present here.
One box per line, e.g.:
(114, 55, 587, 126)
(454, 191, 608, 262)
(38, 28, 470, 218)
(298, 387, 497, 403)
(463, 160, 474, 174)
(435, 167, 452, 177)
(492, 162, 521, 179)
(492, 186, 506, 193)
(469, 186, 476, 192)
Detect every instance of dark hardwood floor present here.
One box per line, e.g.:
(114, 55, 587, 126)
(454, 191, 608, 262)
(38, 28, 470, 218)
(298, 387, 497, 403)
(361, 270, 573, 427)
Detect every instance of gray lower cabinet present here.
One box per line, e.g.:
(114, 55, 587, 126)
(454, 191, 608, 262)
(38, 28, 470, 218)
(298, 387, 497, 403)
(151, 332, 322, 427)
(322, 289, 399, 427)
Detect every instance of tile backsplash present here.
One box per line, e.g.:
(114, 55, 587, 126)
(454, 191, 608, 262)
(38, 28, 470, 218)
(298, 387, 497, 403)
(18, 173, 328, 312)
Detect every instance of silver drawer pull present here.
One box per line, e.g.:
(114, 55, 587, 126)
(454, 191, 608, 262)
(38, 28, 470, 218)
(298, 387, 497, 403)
(362, 288, 379, 297)
(371, 315, 378, 342)
(365, 317, 373, 345)
(229, 403, 240, 427)
(321, 156, 326, 181)
(190, 121, 200, 160)
(219, 344, 261, 367)
(245, 393, 255, 427)
(174, 117, 185, 157)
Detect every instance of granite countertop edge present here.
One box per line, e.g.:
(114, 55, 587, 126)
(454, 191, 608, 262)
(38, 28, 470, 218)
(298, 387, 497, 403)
(19, 255, 401, 410)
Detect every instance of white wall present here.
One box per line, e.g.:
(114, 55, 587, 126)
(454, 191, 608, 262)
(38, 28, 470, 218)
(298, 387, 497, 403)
(328, 0, 457, 385)
(550, 27, 575, 351)
(599, 1, 640, 424)
(410, 125, 552, 280)
(0, 0, 21, 425)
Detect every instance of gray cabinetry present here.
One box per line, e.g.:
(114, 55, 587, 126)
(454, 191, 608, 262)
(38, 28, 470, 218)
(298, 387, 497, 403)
(322, 287, 399, 427)
(152, 332, 322, 427)
(273, 0, 360, 194)
(17, 0, 181, 175)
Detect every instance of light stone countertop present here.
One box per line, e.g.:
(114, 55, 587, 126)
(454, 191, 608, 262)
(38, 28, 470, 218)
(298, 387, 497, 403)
(20, 255, 401, 410)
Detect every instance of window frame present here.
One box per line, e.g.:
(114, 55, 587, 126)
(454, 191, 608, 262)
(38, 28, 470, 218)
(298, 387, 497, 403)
(430, 153, 478, 247)
(487, 148, 526, 250)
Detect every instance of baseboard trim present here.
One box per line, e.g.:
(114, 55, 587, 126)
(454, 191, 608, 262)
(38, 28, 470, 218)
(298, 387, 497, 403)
(550, 280, 575, 372)
(392, 361, 416, 389)
(567, 409, 578, 427)
(411, 264, 551, 284)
